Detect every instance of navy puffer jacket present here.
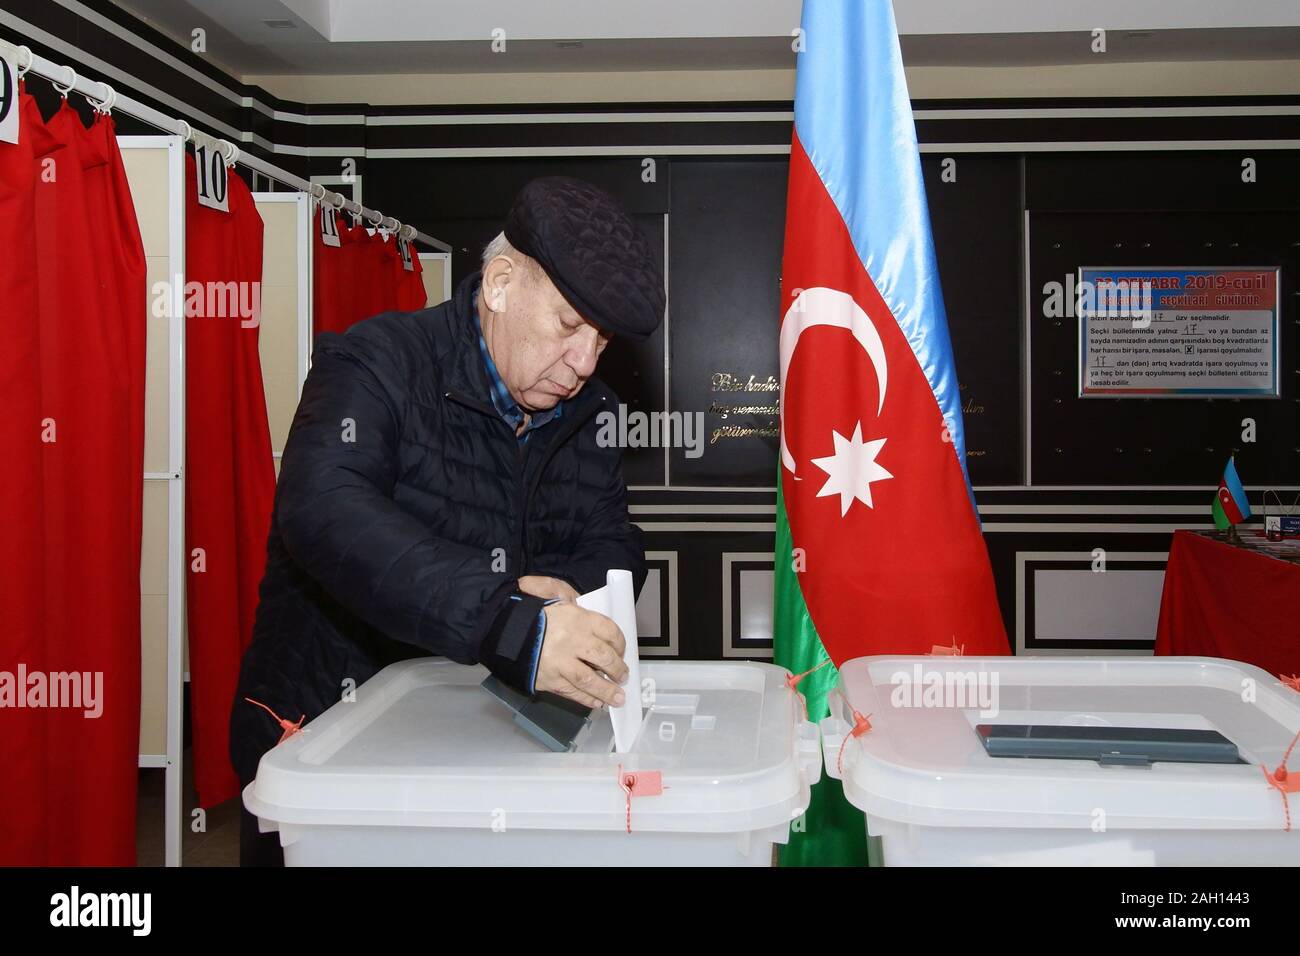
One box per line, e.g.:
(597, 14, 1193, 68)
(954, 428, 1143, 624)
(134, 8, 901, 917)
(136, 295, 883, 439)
(229, 272, 645, 783)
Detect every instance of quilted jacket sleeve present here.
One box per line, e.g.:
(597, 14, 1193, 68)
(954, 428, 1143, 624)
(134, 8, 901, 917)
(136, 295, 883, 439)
(274, 322, 516, 666)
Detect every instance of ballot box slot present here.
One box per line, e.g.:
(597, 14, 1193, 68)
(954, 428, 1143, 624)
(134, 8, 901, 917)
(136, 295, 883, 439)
(975, 723, 1247, 766)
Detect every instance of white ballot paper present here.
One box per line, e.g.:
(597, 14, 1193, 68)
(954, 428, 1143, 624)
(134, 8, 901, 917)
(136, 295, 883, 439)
(575, 569, 642, 753)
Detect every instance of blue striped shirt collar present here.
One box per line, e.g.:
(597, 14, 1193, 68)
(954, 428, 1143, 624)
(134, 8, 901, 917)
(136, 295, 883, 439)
(473, 305, 562, 440)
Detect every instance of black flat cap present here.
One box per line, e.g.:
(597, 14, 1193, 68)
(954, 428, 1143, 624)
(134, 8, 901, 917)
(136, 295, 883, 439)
(502, 176, 665, 341)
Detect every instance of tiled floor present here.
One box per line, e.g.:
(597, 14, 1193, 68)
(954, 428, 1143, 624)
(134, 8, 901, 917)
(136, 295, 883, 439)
(135, 748, 240, 866)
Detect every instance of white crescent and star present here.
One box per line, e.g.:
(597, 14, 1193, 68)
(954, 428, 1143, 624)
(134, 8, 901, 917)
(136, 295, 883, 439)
(778, 286, 893, 513)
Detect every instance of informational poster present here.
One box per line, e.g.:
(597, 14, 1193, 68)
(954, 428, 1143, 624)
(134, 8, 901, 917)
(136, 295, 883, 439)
(1078, 267, 1279, 398)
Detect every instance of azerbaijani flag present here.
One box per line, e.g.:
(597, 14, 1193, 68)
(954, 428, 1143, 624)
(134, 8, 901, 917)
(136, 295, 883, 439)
(774, 0, 1009, 866)
(1212, 457, 1251, 530)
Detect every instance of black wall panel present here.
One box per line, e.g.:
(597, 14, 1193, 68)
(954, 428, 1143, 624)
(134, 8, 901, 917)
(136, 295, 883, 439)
(1030, 209, 1298, 485)
(668, 159, 787, 487)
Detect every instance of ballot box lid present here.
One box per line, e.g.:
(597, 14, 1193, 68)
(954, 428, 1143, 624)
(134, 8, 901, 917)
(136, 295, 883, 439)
(827, 655, 1300, 830)
(244, 659, 821, 833)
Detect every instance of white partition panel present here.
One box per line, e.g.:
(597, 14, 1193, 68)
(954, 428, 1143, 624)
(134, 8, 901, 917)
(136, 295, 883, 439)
(420, 251, 452, 307)
(253, 192, 313, 478)
(120, 135, 186, 867)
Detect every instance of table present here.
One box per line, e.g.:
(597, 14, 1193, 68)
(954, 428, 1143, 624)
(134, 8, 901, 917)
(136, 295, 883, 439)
(1155, 530, 1300, 680)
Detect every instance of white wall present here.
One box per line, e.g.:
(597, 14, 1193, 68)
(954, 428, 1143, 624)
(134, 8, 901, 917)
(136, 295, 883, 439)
(246, 59, 1300, 104)
(282, 0, 1300, 42)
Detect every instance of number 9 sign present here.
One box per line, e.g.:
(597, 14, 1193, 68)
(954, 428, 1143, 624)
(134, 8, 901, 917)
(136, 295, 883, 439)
(0, 55, 19, 146)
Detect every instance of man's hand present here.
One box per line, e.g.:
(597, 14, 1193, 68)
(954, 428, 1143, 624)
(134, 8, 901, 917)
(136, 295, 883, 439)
(535, 603, 627, 709)
(517, 575, 579, 602)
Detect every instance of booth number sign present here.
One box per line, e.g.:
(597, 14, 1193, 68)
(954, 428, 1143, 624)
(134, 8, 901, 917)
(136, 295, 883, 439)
(320, 206, 341, 247)
(193, 141, 229, 213)
(0, 54, 19, 145)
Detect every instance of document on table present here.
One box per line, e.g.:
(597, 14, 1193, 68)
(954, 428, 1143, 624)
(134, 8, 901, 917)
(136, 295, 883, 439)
(575, 570, 642, 753)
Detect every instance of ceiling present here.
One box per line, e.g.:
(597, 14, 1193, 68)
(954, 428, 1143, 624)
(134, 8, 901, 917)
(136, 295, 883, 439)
(109, 0, 1300, 77)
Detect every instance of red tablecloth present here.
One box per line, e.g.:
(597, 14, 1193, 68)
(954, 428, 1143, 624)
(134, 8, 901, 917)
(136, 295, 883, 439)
(1155, 530, 1300, 679)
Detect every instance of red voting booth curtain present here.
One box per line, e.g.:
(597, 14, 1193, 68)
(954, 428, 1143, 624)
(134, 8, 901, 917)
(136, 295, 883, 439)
(396, 237, 427, 312)
(0, 87, 58, 866)
(312, 207, 356, 335)
(0, 90, 146, 865)
(1156, 530, 1300, 678)
(366, 228, 398, 316)
(312, 210, 425, 335)
(185, 154, 277, 808)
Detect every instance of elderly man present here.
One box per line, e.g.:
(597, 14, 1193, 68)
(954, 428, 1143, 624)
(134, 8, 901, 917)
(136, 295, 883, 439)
(230, 176, 664, 865)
